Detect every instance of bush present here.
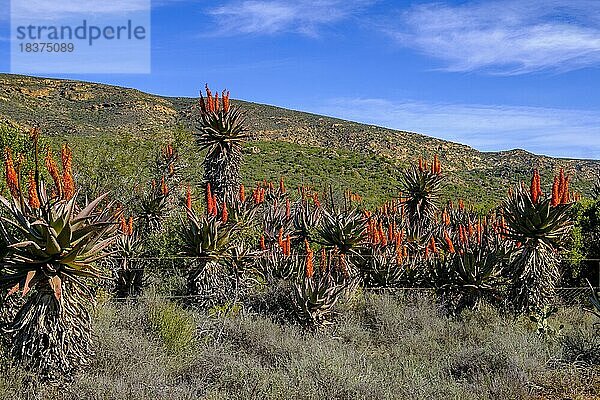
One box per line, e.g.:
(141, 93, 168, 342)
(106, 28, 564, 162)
(147, 299, 197, 355)
(0, 292, 597, 399)
(562, 329, 600, 365)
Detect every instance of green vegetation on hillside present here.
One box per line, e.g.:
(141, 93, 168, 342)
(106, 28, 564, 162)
(0, 73, 598, 207)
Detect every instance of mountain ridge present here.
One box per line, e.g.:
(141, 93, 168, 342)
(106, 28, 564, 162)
(0, 73, 598, 204)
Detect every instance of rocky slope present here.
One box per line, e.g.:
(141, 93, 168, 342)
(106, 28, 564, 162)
(0, 73, 597, 202)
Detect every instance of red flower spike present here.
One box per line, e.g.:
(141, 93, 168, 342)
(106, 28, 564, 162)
(27, 171, 40, 209)
(313, 194, 321, 208)
(560, 175, 570, 205)
(61, 144, 75, 200)
(285, 235, 291, 256)
(239, 184, 246, 202)
(4, 148, 19, 199)
(119, 216, 127, 234)
(222, 90, 230, 112)
(160, 176, 168, 196)
(186, 185, 193, 209)
(459, 225, 467, 244)
(304, 240, 314, 278)
(279, 177, 286, 193)
(429, 236, 437, 254)
(444, 231, 455, 254)
(45, 148, 62, 198)
(278, 228, 284, 249)
(260, 236, 266, 250)
(530, 169, 542, 204)
(551, 175, 560, 207)
(221, 202, 228, 223)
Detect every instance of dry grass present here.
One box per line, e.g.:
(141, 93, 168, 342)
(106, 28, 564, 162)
(0, 293, 598, 399)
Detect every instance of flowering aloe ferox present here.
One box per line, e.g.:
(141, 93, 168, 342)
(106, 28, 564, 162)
(0, 132, 118, 379)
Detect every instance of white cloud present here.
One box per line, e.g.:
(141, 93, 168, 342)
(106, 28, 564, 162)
(313, 98, 600, 159)
(0, 0, 8, 21)
(391, 0, 600, 75)
(206, 0, 372, 36)
(10, 0, 151, 21)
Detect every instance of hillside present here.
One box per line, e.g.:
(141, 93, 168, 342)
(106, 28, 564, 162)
(0, 73, 598, 206)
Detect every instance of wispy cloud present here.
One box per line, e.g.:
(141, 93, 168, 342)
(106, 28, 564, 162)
(206, 0, 372, 36)
(313, 98, 600, 159)
(10, 0, 151, 21)
(390, 0, 600, 75)
(0, 0, 8, 21)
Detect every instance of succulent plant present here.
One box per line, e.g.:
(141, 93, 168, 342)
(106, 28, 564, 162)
(360, 246, 405, 288)
(194, 86, 249, 202)
(292, 199, 321, 242)
(262, 198, 294, 246)
(586, 280, 600, 320)
(111, 216, 145, 298)
(137, 178, 171, 234)
(180, 203, 239, 306)
(293, 275, 346, 327)
(503, 169, 573, 312)
(226, 184, 259, 227)
(400, 156, 443, 225)
(0, 134, 117, 380)
(317, 209, 367, 255)
(257, 248, 303, 282)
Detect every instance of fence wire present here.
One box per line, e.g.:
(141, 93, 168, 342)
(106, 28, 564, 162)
(102, 256, 600, 306)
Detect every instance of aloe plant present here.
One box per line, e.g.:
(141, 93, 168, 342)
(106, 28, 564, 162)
(195, 86, 249, 202)
(112, 217, 145, 298)
(317, 209, 367, 256)
(180, 205, 239, 306)
(400, 156, 443, 226)
(586, 280, 600, 320)
(293, 275, 346, 327)
(503, 170, 573, 312)
(360, 246, 406, 288)
(0, 136, 117, 379)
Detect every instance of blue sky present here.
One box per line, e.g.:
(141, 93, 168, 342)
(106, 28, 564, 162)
(1, 0, 600, 159)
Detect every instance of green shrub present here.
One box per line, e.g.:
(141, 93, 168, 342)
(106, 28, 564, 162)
(147, 300, 197, 354)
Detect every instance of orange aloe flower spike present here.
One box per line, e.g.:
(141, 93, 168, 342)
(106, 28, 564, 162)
(551, 175, 560, 207)
(61, 144, 75, 200)
(186, 185, 193, 209)
(27, 171, 40, 209)
(260, 236, 266, 250)
(45, 148, 62, 198)
(304, 239, 314, 278)
(239, 184, 246, 202)
(279, 177, 285, 193)
(4, 148, 19, 199)
(206, 183, 214, 216)
(221, 201, 228, 223)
